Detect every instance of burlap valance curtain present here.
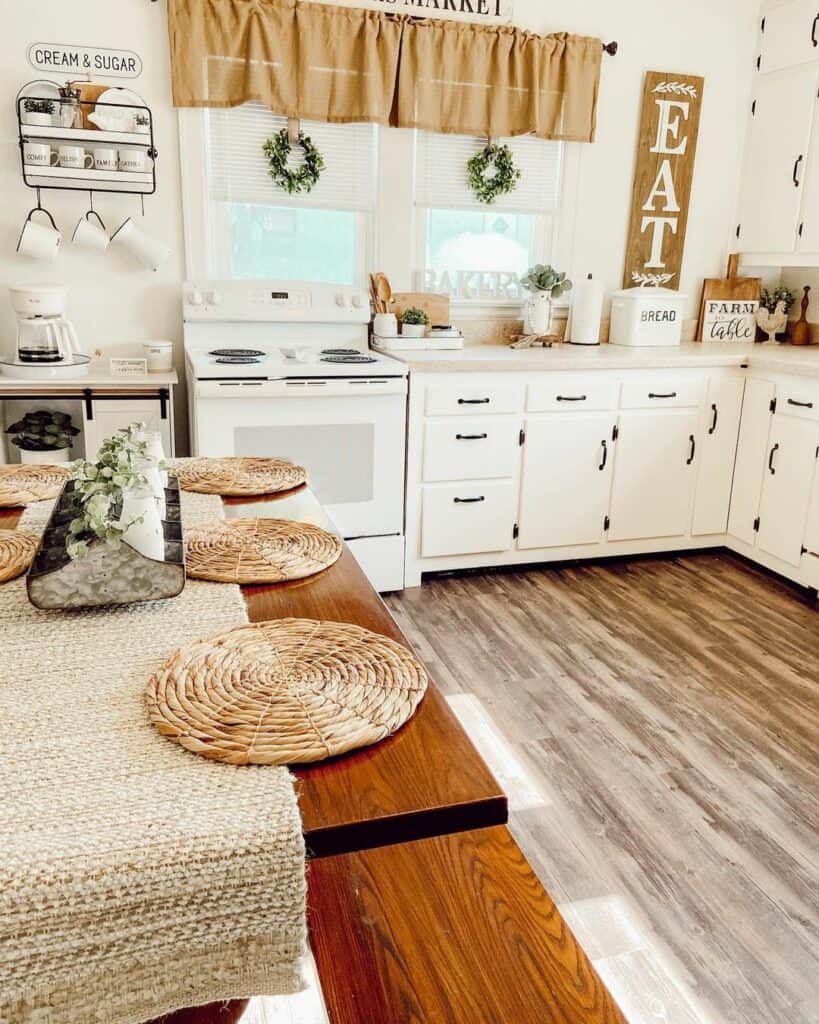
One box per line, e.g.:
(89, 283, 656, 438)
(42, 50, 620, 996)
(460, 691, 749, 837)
(167, 0, 603, 142)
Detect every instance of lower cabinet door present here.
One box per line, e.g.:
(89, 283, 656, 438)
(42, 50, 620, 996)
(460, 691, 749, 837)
(85, 398, 173, 461)
(421, 480, 517, 558)
(728, 377, 775, 546)
(756, 415, 819, 567)
(692, 377, 745, 536)
(517, 414, 614, 549)
(609, 410, 699, 542)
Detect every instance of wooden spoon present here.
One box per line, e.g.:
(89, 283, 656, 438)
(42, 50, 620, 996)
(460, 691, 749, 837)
(375, 273, 392, 314)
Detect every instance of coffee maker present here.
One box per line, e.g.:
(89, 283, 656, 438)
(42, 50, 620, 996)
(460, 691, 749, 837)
(5, 285, 86, 376)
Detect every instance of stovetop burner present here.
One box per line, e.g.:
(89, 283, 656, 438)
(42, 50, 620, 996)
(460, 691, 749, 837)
(209, 348, 266, 358)
(320, 354, 378, 364)
(321, 348, 360, 356)
(215, 356, 263, 365)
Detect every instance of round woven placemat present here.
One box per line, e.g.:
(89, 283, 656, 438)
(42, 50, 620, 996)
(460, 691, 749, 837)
(176, 457, 306, 497)
(0, 529, 39, 583)
(147, 618, 429, 765)
(185, 518, 342, 584)
(0, 464, 70, 507)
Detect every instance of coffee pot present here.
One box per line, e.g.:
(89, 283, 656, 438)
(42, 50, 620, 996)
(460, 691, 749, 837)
(8, 285, 84, 365)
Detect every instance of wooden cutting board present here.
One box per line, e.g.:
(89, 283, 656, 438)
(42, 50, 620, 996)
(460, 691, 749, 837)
(388, 293, 451, 328)
(69, 81, 110, 130)
(696, 255, 761, 341)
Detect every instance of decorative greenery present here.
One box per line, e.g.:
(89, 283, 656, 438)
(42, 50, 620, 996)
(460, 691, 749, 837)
(5, 410, 79, 452)
(66, 423, 150, 560)
(467, 143, 522, 205)
(402, 307, 430, 326)
(262, 129, 325, 195)
(135, 112, 150, 126)
(761, 286, 796, 315)
(632, 271, 674, 287)
(521, 265, 573, 300)
(24, 98, 55, 114)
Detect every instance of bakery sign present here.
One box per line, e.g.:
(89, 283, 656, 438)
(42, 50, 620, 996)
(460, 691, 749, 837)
(27, 43, 143, 78)
(623, 71, 704, 290)
(304, 0, 513, 24)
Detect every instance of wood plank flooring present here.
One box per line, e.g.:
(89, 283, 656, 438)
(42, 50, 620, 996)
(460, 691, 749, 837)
(386, 552, 819, 1024)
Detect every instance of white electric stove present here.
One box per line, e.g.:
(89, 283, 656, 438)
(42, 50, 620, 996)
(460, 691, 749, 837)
(184, 281, 409, 592)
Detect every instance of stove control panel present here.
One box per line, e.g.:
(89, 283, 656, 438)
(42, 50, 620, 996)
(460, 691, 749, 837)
(184, 281, 370, 323)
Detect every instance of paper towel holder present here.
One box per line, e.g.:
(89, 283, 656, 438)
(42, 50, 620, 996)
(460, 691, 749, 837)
(567, 273, 603, 347)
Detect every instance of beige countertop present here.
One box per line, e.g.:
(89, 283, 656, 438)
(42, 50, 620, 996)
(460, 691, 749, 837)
(397, 342, 819, 378)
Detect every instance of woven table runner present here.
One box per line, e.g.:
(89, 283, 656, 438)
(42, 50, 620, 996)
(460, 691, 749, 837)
(0, 493, 306, 1024)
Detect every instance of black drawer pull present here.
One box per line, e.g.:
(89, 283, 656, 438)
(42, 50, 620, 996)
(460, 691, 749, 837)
(458, 398, 490, 405)
(599, 439, 608, 471)
(649, 391, 677, 399)
(709, 403, 718, 435)
(769, 442, 779, 475)
(787, 398, 814, 409)
(454, 496, 486, 504)
(687, 434, 696, 465)
(456, 433, 488, 441)
(794, 154, 804, 187)
(556, 395, 587, 402)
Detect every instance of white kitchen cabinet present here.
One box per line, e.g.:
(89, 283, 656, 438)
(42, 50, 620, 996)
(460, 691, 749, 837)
(608, 410, 699, 542)
(759, 0, 819, 73)
(692, 377, 746, 536)
(421, 480, 517, 558)
(738, 66, 819, 254)
(756, 413, 819, 565)
(517, 414, 615, 550)
(728, 378, 775, 545)
(423, 417, 521, 482)
(805, 462, 819, 555)
(83, 396, 174, 461)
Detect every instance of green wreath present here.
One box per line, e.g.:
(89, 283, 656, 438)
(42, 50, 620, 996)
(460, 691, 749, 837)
(262, 128, 325, 195)
(466, 143, 522, 204)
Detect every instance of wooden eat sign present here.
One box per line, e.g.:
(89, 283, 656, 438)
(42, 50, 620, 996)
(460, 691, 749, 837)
(623, 70, 705, 290)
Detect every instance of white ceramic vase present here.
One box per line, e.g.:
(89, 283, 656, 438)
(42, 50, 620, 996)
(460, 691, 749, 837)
(20, 448, 71, 466)
(526, 291, 552, 335)
(402, 323, 427, 339)
(120, 484, 165, 561)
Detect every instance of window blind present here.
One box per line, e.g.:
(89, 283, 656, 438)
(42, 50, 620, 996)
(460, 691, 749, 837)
(414, 132, 563, 214)
(206, 103, 377, 211)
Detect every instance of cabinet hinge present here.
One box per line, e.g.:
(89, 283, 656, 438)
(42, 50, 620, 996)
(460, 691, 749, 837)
(513, 524, 520, 541)
(604, 515, 611, 532)
(802, 546, 809, 556)
(751, 99, 756, 116)
(753, 516, 761, 533)
(612, 424, 620, 442)
(770, 397, 778, 414)
(519, 428, 526, 446)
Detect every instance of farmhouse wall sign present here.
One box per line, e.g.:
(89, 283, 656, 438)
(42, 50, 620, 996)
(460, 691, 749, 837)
(623, 70, 704, 290)
(305, 0, 513, 25)
(27, 43, 143, 78)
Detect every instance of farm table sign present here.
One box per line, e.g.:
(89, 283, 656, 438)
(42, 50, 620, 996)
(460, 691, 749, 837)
(304, 0, 513, 24)
(623, 71, 705, 290)
(701, 299, 759, 342)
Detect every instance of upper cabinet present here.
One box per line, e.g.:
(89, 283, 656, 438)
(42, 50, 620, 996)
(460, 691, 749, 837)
(758, 0, 819, 73)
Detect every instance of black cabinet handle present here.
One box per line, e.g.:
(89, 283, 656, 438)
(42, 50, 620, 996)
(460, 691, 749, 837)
(812, 12, 818, 46)
(454, 496, 486, 504)
(687, 435, 696, 465)
(649, 391, 677, 399)
(456, 433, 488, 440)
(556, 395, 587, 402)
(709, 403, 718, 435)
(787, 398, 814, 409)
(599, 439, 608, 471)
(769, 442, 780, 474)
(458, 398, 490, 405)
(794, 154, 804, 187)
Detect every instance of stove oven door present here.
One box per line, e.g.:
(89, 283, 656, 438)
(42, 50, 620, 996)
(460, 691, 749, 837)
(191, 378, 407, 539)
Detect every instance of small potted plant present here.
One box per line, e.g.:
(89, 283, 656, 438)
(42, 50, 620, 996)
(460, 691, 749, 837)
(22, 97, 56, 127)
(401, 307, 430, 339)
(520, 265, 573, 336)
(134, 112, 151, 135)
(5, 410, 80, 465)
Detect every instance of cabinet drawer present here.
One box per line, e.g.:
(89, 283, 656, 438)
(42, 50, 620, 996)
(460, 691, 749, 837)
(423, 418, 521, 482)
(421, 481, 517, 558)
(776, 380, 819, 422)
(527, 375, 618, 412)
(620, 376, 705, 409)
(425, 380, 525, 417)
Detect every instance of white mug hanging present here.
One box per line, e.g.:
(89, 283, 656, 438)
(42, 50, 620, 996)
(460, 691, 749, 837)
(17, 206, 61, 262)
(23, 142, 58, 168)
(110, 218, 171, 271)
(72, 209, 110, 251)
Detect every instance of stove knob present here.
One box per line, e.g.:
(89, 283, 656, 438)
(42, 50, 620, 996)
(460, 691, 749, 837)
(352, 293, 365, 309)
(335, 292, 348, 308)
(206, 289, 222, 306)
(188, 289, 203, 306)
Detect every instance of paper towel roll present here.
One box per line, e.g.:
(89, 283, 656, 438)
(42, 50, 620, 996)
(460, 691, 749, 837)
(569, 274, 604, 345)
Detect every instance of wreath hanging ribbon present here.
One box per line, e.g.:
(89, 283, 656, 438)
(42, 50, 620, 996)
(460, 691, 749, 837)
(262, 128, 325, 195)
(467, 142, 522, 205)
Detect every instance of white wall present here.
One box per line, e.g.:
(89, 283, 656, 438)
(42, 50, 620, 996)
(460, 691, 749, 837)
(1, 1, 759, 451)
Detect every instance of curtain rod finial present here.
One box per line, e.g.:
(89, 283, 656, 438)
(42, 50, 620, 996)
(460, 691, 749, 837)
(603, 41, 618, 56)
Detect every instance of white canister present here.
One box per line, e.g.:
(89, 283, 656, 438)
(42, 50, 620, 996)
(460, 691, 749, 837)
(143, 340, 174, 373)
(609, 287, 687, 347)
(373, 313, 398, 337)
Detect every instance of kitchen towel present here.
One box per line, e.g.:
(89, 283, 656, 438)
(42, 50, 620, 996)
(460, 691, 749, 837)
(0, 492, 306, 1024)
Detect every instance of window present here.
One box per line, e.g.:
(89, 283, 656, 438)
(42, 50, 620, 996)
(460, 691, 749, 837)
(414, 131, 564, 301)
(196, 104, 377, 284)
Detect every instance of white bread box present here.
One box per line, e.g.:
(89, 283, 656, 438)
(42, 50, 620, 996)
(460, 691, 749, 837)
(609, 287, 686, 347)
